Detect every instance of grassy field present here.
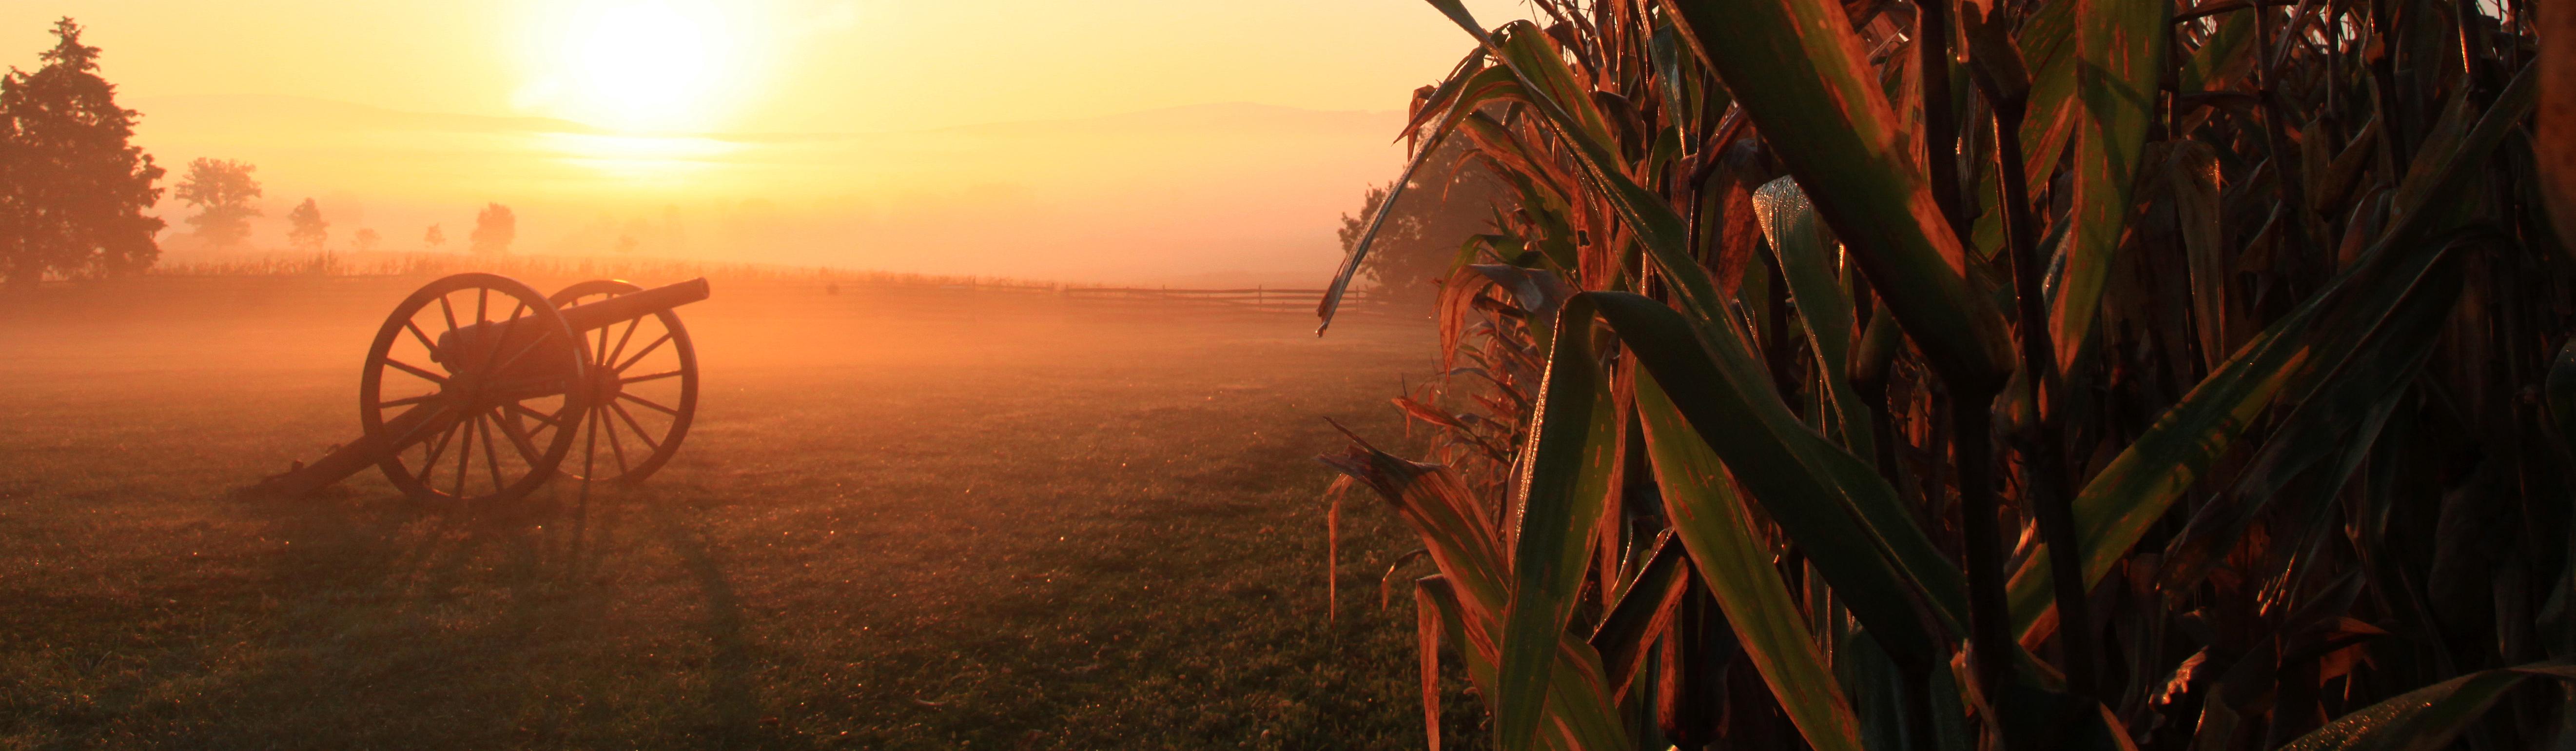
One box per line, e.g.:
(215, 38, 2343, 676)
(0, 275, 1479, 750)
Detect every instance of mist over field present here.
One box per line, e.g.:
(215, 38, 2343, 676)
(34, 0, 2576, 747)
(133, 95, 1412, 286)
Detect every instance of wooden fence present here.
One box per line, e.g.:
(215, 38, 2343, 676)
(1056, 286, 1405, 315)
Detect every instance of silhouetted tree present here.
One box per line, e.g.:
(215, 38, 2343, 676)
(353, 227, 378, 252)
(286, 198, 327, 252)
(1336, 135, 1507, 301)
(175, 158, 260, 250)
(423, 223, 444, 250)
(470, 203, 513, 256)
(0, 18, 166, 292)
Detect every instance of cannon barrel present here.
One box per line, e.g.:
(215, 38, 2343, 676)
(434, 277, 711, 367)
(563, 277, 710, 331)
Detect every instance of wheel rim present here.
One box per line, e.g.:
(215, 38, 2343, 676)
(549, 279, 699, 484)
(361, 273, 591, 506)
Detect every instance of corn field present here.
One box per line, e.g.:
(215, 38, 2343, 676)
(1320, 0, 2576, 749)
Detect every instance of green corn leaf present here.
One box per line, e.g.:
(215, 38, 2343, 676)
(2165, 140, 2229, 372)
(1409, 7, 1976, 663)
(2017, 0, 2083, 178)
(1587, 534, 1688, 695)
(1753, 176, 1873, 457)
(2176, 10, 2256, 95)
(2155, 246, 2463, 594)
(1655, 0, 2015, 390)
(1325, 448, 1633, 751)
(1636, 369, 1867, 751)
(2004, 67, 2537, 637)
(2548, 337, 2576, 439)
(1967, 0, 2081, 260)
(1574, 292, 1965, 664)
(2279, 662, 2576, 751)
(1493, 304, 1623, 751)
(2049, 0, 2170, 375)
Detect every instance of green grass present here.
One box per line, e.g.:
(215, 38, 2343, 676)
(0, 275, 1480, 749)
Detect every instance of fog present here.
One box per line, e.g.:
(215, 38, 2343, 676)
(134, 95, 1411, 287)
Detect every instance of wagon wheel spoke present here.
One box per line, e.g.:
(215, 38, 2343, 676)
(608, 400, 663, 453)
(504, 400, 567, 431)
(580, 402, 603, 481)
(451, 414, 476, 498)
(614, 332, 672, 373)
(380, 393, 440, 409)
(437, 292, 461, 339)
(387, 404, 455, 449)
(604, 318, 643, 370)
(618, 392, 681, 417)
(418, 415, 463, 474)
(382, 358, 448, 385)
(500, 402, 555, 445)
(599, 407, 631, 474)
(620, 369, 682, 385)
(594, 317, 612, 369)
(494, 408, 545, 465)
(402, 320, 439, 356)
(478, 414, 508, 492)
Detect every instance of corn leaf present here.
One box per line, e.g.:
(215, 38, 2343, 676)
(1656, 0, 2015, 389)
(1574, 292, 1965, 663)
(1637, 369, 1868, 751)
(2049, 0, 2170, 375)
(2279, 663, 2576, 751)
(1753, 176, 1873, 457)
(1493, 304, 1624, 751)
(1410, 6, 1973, 662)
(2005, 67, 2538, 636)
(2155, 254, 2461, 593)
(2165, 140, 2229, 372)
(1324, 447, 1634, 751)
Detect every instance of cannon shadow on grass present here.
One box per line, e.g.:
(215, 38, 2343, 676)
(142, 486, 768, 749)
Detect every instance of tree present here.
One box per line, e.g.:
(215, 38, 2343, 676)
(0, 17, 166, 291)
(423, 223, 444, 250)
(174, 158, 260, 250)
(1335, 135, 1506, 302)
(614, 234, 638, 254)
(469, 203, 513, 256)
(286, 198, 327, 252)
(352, 227, 378, 253)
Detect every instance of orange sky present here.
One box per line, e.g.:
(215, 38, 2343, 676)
(0, 1, 1526, 284)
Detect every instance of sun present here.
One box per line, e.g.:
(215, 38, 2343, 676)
(520, 0, 752, 133)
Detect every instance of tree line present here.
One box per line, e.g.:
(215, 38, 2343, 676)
(1, 18, 523, 293)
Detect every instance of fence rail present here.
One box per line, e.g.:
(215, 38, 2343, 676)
(135, 251, 1410, 316)
(1056, 286, 1405, 314)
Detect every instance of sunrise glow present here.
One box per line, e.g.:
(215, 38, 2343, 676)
(516, 0, 755, 133)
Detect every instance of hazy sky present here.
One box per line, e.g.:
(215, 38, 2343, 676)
(1, 1, 1528, 283)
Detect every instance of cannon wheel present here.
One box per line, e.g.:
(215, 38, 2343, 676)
(549, 279, 699, 484)
(360, 273, 592, 506)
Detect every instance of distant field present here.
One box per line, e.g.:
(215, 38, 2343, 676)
(0, 275, 1481, 750)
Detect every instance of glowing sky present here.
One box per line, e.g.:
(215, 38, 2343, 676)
(0, 1, 1527, 283)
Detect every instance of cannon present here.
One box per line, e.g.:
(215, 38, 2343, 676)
(257, 272, 708, 505)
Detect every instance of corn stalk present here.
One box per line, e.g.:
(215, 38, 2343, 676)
(1321, 0, 2576, 748)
